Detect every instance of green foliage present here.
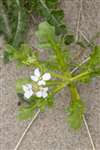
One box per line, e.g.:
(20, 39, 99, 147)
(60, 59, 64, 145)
(67, 100, 85, 129)
(12, 8, 28, 48)
(1, 0, 99, 130)
(4, 45, 16, 63)
(0, 0, 73, 48)
(87, 46, 100, 69)
(0, 0, 28, 47)
(4, 44, 38, 66)
(71, 46, 100, 83)
(36, 22, 70, 71)
(17, 95, 54, 120)
(50, 9, 64, 22)
(32, 0, 59, 15)
(36, 21, 56, 47)
(32, 0, 68, 36)
(64, 35, 75, 45)
(0, 16, 6, 35)
(18, 105, 35, 120)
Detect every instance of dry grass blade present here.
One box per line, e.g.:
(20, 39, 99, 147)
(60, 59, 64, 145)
(14, 110, 40, 150)
(75, 0, 83, 42)
(83, 115, 96, 150)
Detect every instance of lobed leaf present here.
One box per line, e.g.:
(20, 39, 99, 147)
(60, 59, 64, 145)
(67, 100, 85, 129)
(36, 21, 57, 48)
(17, 105, 35, 120)
(87, 46, 100, 68)
(4, 44, 38, 66)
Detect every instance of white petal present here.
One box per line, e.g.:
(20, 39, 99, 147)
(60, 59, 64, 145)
(36, 91, 42, 98)
(42, 73, 51, 81)
(22, 84, 32, 92)
(27, 84, 32, 89)
(34, 68, 41, 77)
(38, 80, 46, 86)
(24, 91, 33, 99)
(42, 91, 48, 98)
(22, 85, 27, 92)
(43, 87, 48, 92)
(31, 75, 39, 82)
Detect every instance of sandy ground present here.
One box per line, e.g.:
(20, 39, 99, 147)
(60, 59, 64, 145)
(0, 0, 100, 150)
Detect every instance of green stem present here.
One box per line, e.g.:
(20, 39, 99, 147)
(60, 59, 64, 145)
(71, 71, 90, 82)
(68, 83, 80, 100)
(50, 72, 66, 79)
(53, 82, 66, 94)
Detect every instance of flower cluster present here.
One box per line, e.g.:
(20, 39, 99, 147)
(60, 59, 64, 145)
(22, 68, 51, 99)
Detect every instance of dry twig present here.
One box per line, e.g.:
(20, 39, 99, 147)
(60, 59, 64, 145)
(14, 110, 40, 150)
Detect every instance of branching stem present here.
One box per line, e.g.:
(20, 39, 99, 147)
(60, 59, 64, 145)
(71, 71, 90, 82)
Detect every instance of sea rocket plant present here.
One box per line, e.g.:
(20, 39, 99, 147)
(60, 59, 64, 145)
(5, 22, 100, 128)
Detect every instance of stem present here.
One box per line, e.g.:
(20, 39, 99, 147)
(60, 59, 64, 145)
(53, 82, 66, 94)
(50, 72, 66, 79)
(71, 56, 90, 74)
(68, 83, 80, 100)
(71, 71, 90, 82)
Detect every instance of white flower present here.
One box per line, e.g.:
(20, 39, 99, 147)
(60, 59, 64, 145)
(31, 68, 51, 86)
(42, 73, 51, 81)
(23, 68, 52, 99)
(36, 87, 48, 98)
(22, 84, 33, 99)
(31, 68, 40, 82)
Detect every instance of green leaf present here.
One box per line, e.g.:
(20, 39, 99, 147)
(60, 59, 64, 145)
(51, 9, 64, 22)
(32, 0, 67, 36)
(77, 46, 100, 83)
(0, 16, 6, 35)
(0, 0, 28, 45)
(14, 44, 32, 62)
(3, 44, 16, 63)
(47, 95, 54, 108)
(36, 21, 56, 44)
(87, 46, 100, 68)
(67, 100, 85, 129)
(22, 53, 38, 66)
(64, 35, 75, 45)
(4, 44, 38, 66)
(56, 24, 67, 35)
(18, 105, 35, 120)
(46, 0, 58, 8)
